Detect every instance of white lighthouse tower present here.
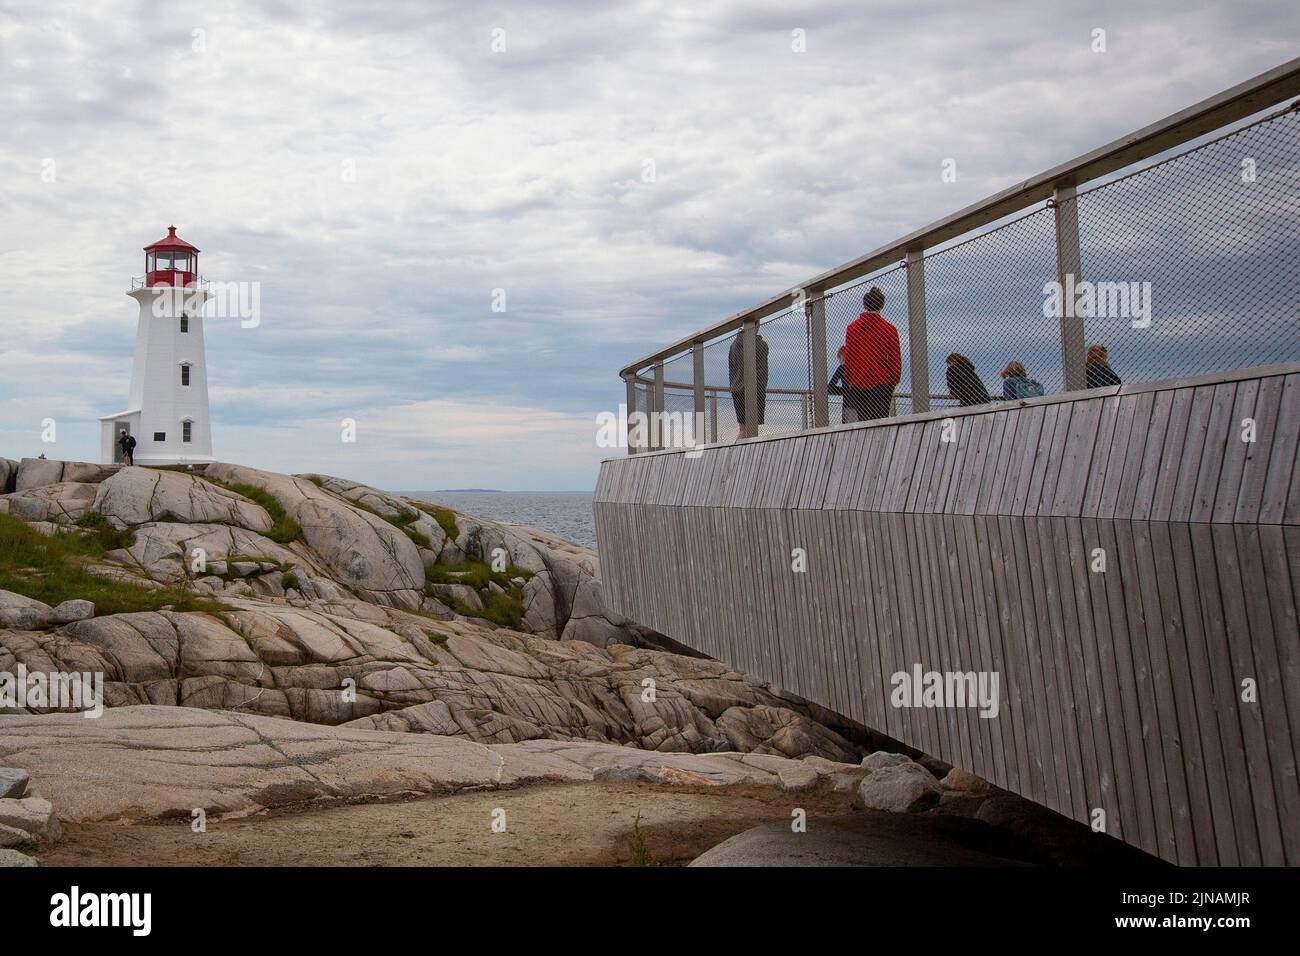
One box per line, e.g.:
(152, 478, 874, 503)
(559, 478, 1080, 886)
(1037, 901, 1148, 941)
(99, 226, 215, 466)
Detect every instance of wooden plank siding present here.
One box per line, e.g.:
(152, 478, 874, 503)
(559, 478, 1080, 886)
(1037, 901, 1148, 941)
(594, 364, 1300, 866)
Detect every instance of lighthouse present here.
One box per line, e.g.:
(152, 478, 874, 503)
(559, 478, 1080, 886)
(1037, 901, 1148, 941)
(98, 226, 215, 466)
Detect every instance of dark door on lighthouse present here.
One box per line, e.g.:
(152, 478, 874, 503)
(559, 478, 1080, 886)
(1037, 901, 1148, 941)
(112, 421, 132, 463)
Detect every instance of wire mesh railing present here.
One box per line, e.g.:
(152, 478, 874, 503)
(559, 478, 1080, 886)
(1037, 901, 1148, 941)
(621, 61, 1300, 453)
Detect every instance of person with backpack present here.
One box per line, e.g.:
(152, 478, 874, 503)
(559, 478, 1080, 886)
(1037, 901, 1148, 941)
(844, 286, 901, 421)
(1000, 361, 1045, 400)
(1085, 344, 1122, 388)
(945, 353, 991, 407)
(118, 429, 137, 466)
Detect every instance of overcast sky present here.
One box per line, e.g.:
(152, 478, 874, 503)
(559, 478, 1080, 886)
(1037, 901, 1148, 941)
(0, 1, 1294, 489)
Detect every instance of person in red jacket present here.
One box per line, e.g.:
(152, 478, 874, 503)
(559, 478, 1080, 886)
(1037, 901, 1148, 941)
(844, 286, 901, 420)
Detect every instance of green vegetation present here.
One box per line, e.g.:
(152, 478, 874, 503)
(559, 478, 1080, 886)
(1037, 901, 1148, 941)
(625, 813, 656, 867)
(343, 496, 436, 550)
(411, 501, 459, 541)
(74, 511, 136, 552)
(384, 509, 430, 548)
(200, 477, 302, 544)
(426, 560, 532, 630)
(444, 590, 525, 630)
(425, 559, 531, 590)
(0, 513, 230, 615)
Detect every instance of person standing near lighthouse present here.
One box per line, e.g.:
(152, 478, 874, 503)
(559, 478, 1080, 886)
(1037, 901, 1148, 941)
(99, 226, 216, 466)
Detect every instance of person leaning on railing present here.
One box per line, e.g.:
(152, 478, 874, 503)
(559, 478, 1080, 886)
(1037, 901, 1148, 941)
(828, 346, 858, 423)
(728, 327, 769, 439)
(1000, 360, 1045, 400)
(1085, 343, 1122, 389)
(844, 286, 902, 421)
(945, 353, 991, 407)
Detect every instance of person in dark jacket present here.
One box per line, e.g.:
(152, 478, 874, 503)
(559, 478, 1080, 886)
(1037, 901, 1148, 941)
(944, 353, 990, 407)
(117, 430, 137, 466)
(828, 346, 858, 423)
(1085, 344, 1122, 388)
(728, 329, 769, 439)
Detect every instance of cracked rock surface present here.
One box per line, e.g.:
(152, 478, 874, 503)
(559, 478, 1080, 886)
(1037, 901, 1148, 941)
(2, 458, 868, 804)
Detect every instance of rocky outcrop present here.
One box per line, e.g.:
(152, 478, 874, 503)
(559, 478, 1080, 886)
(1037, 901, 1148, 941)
(0, 591, 54, 629)
(206, 464, 426, 608)
(0, 458, 867, 765)
(856, 759, 942, 812)
(14, 458, 119, 492)
(94, 467, 272, 531)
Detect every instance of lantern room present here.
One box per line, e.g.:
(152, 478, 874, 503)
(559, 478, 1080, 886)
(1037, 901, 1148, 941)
(144, 225, 200, 287)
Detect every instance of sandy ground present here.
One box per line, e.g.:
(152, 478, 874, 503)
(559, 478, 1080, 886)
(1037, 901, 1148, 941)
(33, 780, 1045, 867)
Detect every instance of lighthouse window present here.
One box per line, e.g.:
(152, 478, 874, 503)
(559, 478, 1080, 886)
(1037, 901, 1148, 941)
(180, 315, 189, 333)
(182, 421, 192, 443)
(180, 364, 191, 386)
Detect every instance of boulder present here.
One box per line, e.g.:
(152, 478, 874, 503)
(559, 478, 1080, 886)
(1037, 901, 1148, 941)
(2, 481, 98, 523)
(0, 797, 62, 842)
(0, 458, 17, 494)
(942, 767, 990, 793)
(51, 600, 94, 624)
(429, 583, 484, 612)
(14, 457, 65, 492)
(0, 591, 53, 629)
(0, 849, 37, 867)
(94, 468, 272, 531)
(856, 762, 941, 813)
(0, 822, 32, 847)
(0, 768, 30, 799)
(862, 750, 912, 772)
(777, 762, 819, 792)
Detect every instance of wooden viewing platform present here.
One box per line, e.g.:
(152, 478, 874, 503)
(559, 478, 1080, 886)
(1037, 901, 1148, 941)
(594, 364, 1300, 865)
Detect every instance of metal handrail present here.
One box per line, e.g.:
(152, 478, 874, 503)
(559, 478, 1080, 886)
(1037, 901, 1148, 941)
(619, 58, 1300, 379)
(130, 274, 209, 291)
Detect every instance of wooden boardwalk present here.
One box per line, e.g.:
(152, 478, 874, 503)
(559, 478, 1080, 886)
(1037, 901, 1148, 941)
(594, 363, 1300, 865)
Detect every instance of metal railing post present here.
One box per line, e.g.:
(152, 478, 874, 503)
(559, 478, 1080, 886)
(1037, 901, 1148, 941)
(742, 318, 759, 438)
(905, 249, 930, 414)
(623, 372, 639, 455)
(709, 390, 718, 443)
(1053, 184, 1087, 392)
(808, 288, 829, 428)
(651, 362, 665, 450)
(692, 340, 706, 446)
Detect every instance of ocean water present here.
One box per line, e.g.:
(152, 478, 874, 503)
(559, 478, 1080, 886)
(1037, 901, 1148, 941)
(403, 491, 597, 550)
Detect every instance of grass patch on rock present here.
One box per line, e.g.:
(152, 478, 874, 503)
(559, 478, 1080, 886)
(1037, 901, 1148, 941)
(74, 511, 136, 551)
(424, 559, 532, 590)
(426, 560, 533, 630)
(200, 477, 302, 544)
(0, 513, 231, 615)
(410, 501, 459, 542)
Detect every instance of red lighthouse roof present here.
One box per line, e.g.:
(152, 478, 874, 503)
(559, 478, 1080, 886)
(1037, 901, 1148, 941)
(140, 225, 200, 288)
(144, 225, 200, 254)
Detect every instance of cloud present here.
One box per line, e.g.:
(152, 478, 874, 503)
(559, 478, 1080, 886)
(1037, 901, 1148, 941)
(0, 0, 1295, 488)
